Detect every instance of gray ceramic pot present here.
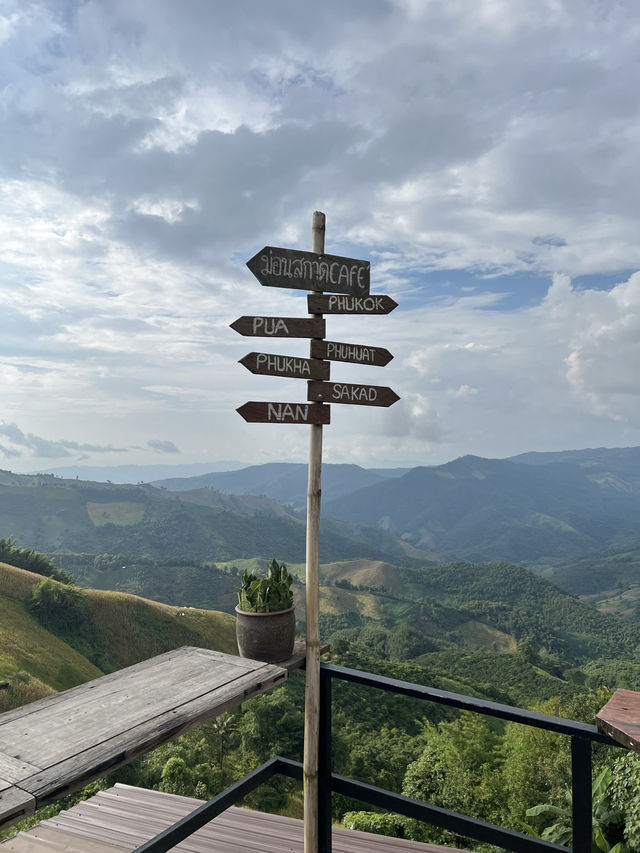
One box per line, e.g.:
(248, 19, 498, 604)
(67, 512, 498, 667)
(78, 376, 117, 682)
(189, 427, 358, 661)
(235, 605, 295, 663)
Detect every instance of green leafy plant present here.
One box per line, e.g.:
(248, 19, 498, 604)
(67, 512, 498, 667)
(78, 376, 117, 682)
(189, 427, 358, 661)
(237, 559, 293, 613)
(526, 767, 629, 852)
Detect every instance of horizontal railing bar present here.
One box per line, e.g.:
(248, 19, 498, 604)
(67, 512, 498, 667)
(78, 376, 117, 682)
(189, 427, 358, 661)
(274, 756, 304, 780)
(322, 663, 618, 742)
(131, 757, 281, 853)
(332, 774, 568, 853)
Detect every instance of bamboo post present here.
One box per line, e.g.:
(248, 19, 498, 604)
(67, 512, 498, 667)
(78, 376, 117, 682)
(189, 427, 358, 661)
(304, 210, 325, 853)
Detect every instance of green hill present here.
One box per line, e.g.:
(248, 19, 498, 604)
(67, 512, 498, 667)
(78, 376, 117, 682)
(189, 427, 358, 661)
(0, 561, 237, 711)
(0, 471, 419, 566)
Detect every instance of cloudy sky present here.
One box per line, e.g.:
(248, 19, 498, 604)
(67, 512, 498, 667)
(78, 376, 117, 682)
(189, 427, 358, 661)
(2, 0, 640, 474)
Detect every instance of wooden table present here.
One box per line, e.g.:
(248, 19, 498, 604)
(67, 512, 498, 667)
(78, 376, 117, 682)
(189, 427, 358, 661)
(596, 687, 640, 753)
(0, 644, 308, 830)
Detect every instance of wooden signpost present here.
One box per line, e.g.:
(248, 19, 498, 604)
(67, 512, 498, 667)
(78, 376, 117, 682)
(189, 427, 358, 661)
(239, 352, 330, 380)
(247, 246, 370, 295)
(230, 316, 325, 338)
(232, 212, 398, 853)
(307, 293, 397, 314)
(307, 380, 400, 407)
(236, 401, 330, 424)
(310, 339, 393, 367)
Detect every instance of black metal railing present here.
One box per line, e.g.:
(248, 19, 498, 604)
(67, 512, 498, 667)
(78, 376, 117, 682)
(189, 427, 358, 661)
(134, 662, 623, 853)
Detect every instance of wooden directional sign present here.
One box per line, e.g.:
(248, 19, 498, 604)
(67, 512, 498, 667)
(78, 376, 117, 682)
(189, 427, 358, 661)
(240, 352, 330, 380)
(230, 316, 325, 338)
(307, 381, 399, 407)
(247, 247, 370, 296)
(310, 339, 393, 367)
(237, 401, 330, 424)
(307, 293, 397, 315)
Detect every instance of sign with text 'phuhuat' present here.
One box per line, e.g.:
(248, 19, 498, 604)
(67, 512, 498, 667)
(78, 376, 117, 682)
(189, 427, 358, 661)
(230, 316, 325, 339)
(239, 352, 330, 380)
(236, 401, 330, 424)
(247, 247, 370, 296)
(307, 380, 400, 407)
(310, 339, 393, 367)
(307, 293, 397, 315)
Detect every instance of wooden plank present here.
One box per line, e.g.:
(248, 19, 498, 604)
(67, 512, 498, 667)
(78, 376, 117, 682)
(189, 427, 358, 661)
(307, 293, 397, 314)
(310, 339, 393, 366)
(0, 779, 36, 828)
(25, 784, 470, 852)
(230, 316, 325, 338)
(596, 688, 640, 753)
(4, 826, 126, 852)
(236, 402, 330, 425)
(0, 648, 293, 819)
(239, 352, 329, 380)
(247, 246, 370, 296)
(308, 381, 400, 407)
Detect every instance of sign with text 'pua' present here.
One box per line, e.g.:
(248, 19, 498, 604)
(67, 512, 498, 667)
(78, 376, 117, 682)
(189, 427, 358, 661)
(247, 247, 370, 296)
(230, 316, 325, 339)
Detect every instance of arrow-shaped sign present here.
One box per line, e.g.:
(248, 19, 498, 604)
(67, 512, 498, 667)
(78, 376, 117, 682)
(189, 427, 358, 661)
(310, 339, 393, 367)
(247, 247, 370, 296)
(230, 316, 325, 338)
(237, 401, 331, 424)
(307, 293, 397, 315)
(307, 381, 399, 407)
(240, 352, 330, 380)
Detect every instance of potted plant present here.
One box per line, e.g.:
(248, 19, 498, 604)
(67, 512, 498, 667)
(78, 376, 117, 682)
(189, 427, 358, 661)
(235, 559, 296, 663)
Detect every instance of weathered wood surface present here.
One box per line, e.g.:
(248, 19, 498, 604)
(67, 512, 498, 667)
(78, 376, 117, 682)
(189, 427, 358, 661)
(310, 339, 394, 366)
(5, 783, 469, 852)
(230, 315, 326, 338)
(307, 380, 400, 407)
(236, 401, 331, 424)
(0, 647, 296, 828)
(239, 351, 330, 380)
(307, 293, 397, 314)
(596, 688, 640, 753)
(247, 245, 370, 296)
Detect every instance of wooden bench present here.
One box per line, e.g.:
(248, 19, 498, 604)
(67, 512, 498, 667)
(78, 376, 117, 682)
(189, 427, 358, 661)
(0, 643, 309, 830)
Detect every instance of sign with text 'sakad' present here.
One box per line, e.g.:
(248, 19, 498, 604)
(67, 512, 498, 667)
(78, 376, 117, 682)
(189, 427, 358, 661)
(307, 380, 400, 407)
(247, 246, 370, 296)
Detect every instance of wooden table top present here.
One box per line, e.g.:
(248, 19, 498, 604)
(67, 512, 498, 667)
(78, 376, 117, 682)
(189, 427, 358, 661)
(0, 643, 309, 830)
(596, 687, 640, 753)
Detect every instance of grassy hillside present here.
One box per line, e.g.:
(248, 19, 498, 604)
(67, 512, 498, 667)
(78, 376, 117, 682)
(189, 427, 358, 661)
(0, 562, 237, 710)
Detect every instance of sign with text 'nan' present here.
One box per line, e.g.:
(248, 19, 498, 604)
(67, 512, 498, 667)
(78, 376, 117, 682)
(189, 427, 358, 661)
(236, 401, 331, 424)
(240, 352, 330, 380)
(307, 293, 397, 315)
(230, 316, 325, 338)
(310, 339, 393, 367)
(307, 380, 399, 407)
(247, 247, 370, 296)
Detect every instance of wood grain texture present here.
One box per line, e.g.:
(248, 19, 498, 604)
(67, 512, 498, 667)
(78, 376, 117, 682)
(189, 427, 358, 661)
(7, 783, 469, 852)
(596, 688, 640, 753)
(0, 647, 295, 827)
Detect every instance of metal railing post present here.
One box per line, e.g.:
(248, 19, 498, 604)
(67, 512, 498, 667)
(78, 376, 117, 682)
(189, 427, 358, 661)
(319, 665, 332, 853)
(571, 736, 592, 853)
